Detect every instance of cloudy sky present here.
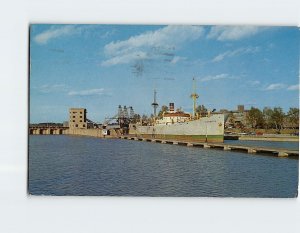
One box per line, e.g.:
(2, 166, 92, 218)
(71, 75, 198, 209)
(30, 25, 299, 123)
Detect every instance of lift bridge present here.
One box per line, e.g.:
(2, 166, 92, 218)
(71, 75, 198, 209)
(104, 105, 135, 127)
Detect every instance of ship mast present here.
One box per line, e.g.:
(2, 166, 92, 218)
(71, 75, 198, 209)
(151, 89, 159, 118)
(190, 77, 199, 118)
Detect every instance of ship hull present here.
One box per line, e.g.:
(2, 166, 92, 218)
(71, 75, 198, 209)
(129, 114, 225, 143)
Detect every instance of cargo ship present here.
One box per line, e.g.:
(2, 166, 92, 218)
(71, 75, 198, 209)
(129, 79, 226, 143)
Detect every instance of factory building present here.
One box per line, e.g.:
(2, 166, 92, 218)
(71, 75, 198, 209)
(69, 108, 87, 129)
(220, 105, 250, 128)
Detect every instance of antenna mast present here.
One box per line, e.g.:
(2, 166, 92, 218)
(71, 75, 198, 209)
(190, 77, 199, 118)
(151, 89, 159, 117)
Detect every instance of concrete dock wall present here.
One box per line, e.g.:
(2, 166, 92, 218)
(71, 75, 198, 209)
(65, 128, 121, 138)
(65, 128, 104, 137)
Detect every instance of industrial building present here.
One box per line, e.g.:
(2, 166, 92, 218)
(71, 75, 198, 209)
(220, 105, 250, 128)
(69, 108, 87, 129)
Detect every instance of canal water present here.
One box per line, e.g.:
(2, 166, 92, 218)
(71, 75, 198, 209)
(225, 140, 299, 150)
(28, 135, 298, 197)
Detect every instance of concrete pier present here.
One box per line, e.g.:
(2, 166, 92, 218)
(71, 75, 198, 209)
(119, 136, 298, 158)
(203, 144, 210, 148)
(223, 145, 231, 151)
(248, 148, 257, 154)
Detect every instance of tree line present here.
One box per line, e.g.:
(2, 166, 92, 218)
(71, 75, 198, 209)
(246, 107, 299, 130)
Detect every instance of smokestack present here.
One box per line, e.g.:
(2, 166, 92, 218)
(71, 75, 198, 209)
(169, 103, 174, 112)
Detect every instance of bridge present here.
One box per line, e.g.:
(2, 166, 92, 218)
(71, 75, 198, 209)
(29, 126, 69, 135)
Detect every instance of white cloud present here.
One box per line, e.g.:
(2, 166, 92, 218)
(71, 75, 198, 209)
(101, 51, 148, 66)
(200, 73, 238, 82)
(212, 47, 260, 62)
(248, 80, 260, 85)
(34, 25, 78, 44)
(287, 84, 299, 90)
(170, 56, 186, 64)
(207, 26, 264, 41)
(102, 25, 204, 66)
(68, 88, 109, 96)
(265, 83, 286, 90)
(33, 84, 68, 93)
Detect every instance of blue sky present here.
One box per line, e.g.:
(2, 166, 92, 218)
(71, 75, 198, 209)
(30, 25, 299, 123)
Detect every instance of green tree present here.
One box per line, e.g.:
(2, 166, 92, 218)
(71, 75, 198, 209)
(287, 108, 299, 129)
(158, 105, 169, 117)
(195, 105, 207, 116)
(271, 107, 285, 130)
(263, 107, 274, 129)
(176, 107, 183, 113)
(247, 107, 265, 128)
(131, 114, 141, 123)
(141, 114, 149, 125)
(142, 114, 148, 121)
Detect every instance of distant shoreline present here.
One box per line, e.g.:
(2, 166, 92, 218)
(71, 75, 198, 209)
(239, 135, 299, 142)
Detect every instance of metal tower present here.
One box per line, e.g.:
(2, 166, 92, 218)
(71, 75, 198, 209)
(190, 77, 199, 118)
(129, 106, 135, 119)
(118, 105, 123, 118)
(117, 105, 123, 125)
(123, 106, 129, 119)
(151, 89, 159, 117)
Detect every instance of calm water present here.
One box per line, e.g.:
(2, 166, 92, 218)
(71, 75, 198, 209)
(225, 140, 299, 150)
(29, 135, 298, 197)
